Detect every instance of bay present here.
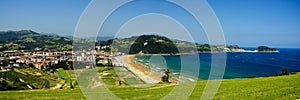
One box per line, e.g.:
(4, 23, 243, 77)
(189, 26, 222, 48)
(135, 48, 300, 79)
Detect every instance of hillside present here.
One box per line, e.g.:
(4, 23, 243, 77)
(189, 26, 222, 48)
(0, 68, 75, 90)
(106, 35, 181, 54)
(0, 72, 299, 99)
(101, 35, 253, 54)
(0, 30, 194, 53)
(0, 30, 275, 53)
(256, 46, 278, 52)
(0, 30, 72, 51)
(101, 35, 227, 54)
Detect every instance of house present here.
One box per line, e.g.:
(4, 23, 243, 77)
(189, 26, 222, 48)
(33, 61, 48, 70)
(97, 57, 109, 65)
(16, 57, 28, 63)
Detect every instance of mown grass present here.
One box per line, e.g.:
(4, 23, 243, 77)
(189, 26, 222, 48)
(102, 78, 116, 85)
(57, 68, 72, 87)
(124, 78, 140, 85)
(0, 89, 85, 100)
(0, 73, 299, 100)
(96, 66, 115, 74)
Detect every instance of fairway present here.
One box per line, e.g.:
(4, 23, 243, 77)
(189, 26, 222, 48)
(0, 73, 299, 99)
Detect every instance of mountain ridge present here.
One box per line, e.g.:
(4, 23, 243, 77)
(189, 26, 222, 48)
(0, 30, 278, 53)
(0, 30, 72, 51)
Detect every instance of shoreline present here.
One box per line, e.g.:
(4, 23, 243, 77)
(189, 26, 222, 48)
(115, 51, 284, 83)
(116, 55, 178, 84)
(117, 55, 159, 84)
(135, 50, 280, 56)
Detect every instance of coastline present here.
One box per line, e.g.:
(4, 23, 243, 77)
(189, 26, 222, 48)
(116, 55, 177, 84)
(135, 50, 280, 57)
(117, 55, 158, 84)
(116, 50, 282, 83)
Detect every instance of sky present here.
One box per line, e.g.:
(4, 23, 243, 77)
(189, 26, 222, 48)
(208, 0, 300, 48)
(0, 0, 299, 48)
(0, 0, 90, 35)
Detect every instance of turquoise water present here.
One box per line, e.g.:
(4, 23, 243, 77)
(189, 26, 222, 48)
(135, 48, 300, 79)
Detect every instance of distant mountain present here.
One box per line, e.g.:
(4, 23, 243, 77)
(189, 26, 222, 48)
(96, 36, 114, 41)
(66, 35, 114, 41)
(39, 32, 62, 37)
(0, 30, 73, 51)
(98, 35, 262, 54)
(0, 30, 275, 53)
(98, 35, 200, 54)
(256, 46, 278, 52)
(115, 35, 180, 54)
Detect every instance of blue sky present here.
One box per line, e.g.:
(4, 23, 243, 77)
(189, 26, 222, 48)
(0, 0, 299, 48)
(208, 0, 300, 48)
(0, 0, 90, 34)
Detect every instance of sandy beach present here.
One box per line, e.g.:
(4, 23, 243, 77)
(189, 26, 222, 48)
(116, 55, 177, 84)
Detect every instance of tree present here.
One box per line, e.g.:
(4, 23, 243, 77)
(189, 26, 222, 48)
(281, 68, 290, 75)
(161, 69, 170, 82)
(247, 75, 256, 78)
(256, 46, 277, 52)
(1, 60, 9, 67)
(0, 80, 8, 90)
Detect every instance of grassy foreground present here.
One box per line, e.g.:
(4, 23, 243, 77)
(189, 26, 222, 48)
(0, 73, 299, 100)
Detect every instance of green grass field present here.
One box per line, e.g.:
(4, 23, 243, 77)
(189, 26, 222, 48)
(102, 78, 116, 85)
(0, 72, 299, 100)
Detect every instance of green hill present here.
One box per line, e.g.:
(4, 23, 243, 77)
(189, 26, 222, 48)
(0, 73, 299, 99)
(0, 30, 275, 53)
(100, 35, 247, 54)
(0, 30, 194, 53)
(0, 30, 72, 51)
(102, 35, 205, 54)
(110, 35, 180, 54)
(129, 35, 178, 54)
(0, 68, 72, 90)
(256, 46, 278, 52)
(0, 69, 45, 90)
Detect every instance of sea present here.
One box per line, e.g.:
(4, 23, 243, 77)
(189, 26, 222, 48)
(135, 48, 300, 80)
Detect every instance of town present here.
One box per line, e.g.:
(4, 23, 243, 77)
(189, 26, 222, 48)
(0, 48, 123, 71)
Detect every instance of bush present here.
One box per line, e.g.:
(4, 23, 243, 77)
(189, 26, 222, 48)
(161, 69, 170, 82)
(281, 68, 290, 75)
(0, 80, 8, 90)
(247, 75, 256, 78)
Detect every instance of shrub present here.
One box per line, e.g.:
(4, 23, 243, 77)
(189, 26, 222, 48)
(247, 75, 256, 78)
(281, 68, 290, 75)
(161, 69, 170, 82)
